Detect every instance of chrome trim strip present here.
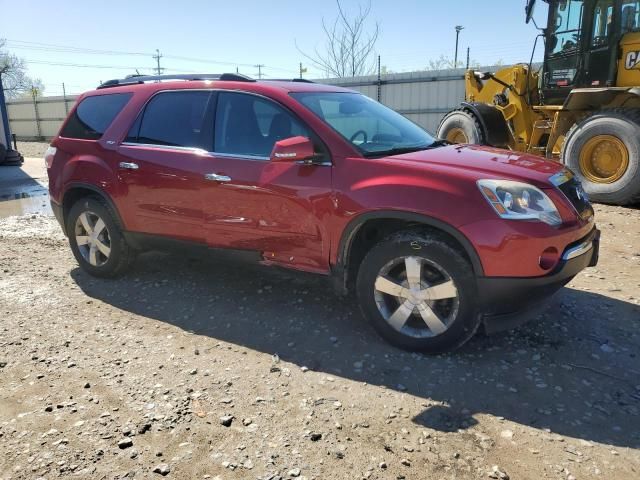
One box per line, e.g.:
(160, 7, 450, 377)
(120, 142, 270, 161)
(549, 170, 574, 187)
(562, 239, 593, 261)
(213, 152, 270, 161)
(121, 142, 208, 154)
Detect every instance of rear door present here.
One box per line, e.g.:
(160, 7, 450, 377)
(116, 90, 215, 243)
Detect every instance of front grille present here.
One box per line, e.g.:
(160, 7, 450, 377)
(558, 177, 594, 221)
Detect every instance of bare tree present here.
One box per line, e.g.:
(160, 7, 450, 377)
(426, 54, 483, 71)
(0, 39, 44, 99)
(297, 0, 380, 78)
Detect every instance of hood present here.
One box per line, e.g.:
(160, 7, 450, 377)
(387, 144, 564, 187)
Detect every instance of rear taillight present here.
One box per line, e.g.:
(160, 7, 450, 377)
(44, 146, 57, 169)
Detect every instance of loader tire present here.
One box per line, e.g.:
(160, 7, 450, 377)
(562, 109, 640, 205)
(437, 110, 485, 145)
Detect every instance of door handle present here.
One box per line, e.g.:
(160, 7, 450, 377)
(204, 173, 231, 182)
(119, 162, 139, 170)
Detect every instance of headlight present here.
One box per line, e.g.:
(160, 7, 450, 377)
(477, 179, 562, 226)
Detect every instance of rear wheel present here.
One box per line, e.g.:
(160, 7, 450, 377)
(437, 110, 484, 145)
(356, 231, 481, 353)
(562, 109, 640, 205)
(66, 196, 135, 278)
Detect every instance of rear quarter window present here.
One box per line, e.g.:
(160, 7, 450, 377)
(60, 93, 132, 140)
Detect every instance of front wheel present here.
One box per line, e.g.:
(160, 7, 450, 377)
(356, 231, 481, 353)
(437, 110, 484, 145)
(562, 109, 640, 205)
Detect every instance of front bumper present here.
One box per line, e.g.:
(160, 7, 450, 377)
(478, 228, 600, 334)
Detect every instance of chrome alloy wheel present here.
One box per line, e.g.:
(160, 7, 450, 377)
(74, 211, 111, 267)
(373, 256, 459, 338)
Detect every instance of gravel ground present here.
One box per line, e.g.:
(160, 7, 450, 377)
(0, 205, 639, 480)
(16, 142, 49, 159)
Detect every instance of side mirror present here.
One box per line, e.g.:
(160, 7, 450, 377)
(270, 136, 315, 163)
(525, 0, 536, 24)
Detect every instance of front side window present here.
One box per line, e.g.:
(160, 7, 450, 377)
(214, 92, 310, 158)
(550, 0, 584, 55)
(291, 92, 436, 157)
(128, 91, 214, 150)
(60, 93, 132, 140)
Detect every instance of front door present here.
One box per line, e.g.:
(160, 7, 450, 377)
(116, 90, 215, 243)
(203, 91, 333, 272)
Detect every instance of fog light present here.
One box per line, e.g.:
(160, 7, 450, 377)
(539, 247, 559, 270)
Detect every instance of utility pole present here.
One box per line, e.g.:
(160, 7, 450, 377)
(454, 25, 464, 68)
(299, 62, 303, 79)
(254, 64, 265, 79)
(153, 49, 164, 76)
(377, 55, 381, 102)
(62, 83, 69, 114)
(466, 47, 470, 70)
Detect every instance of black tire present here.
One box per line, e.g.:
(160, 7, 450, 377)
(66, 196, 135, 278)
(0, 143, 6, 165)
(356, 231, 481, 354)
(562, 109, 640, 205)
(437, 109, 485, 145)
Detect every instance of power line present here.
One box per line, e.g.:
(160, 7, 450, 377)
(7, 38, 298, 75)
(23, 59, 152, 70)
(5, 39, 149, 56)
(254, 64, 265, 79)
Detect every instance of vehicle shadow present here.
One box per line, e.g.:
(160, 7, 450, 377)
(70, 249, 640, 449)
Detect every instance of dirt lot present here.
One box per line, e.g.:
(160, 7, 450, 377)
(0, 151, 639, 479)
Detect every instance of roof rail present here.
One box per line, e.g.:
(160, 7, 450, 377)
(262, 78, 315, 83)
(97, 73, 255, 89)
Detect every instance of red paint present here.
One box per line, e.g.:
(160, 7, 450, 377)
(48, 79, 596, 280)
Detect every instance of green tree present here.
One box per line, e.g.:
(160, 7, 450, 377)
(0, 39, 44, 99)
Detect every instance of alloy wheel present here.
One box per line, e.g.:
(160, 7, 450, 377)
(74, 211, 111, 267)
(373, 256, 459, 338)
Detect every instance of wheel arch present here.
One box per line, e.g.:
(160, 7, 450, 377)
(61, 183, 124, 236)
(333, 211, 484, 294)
(459, 102, 511, 148)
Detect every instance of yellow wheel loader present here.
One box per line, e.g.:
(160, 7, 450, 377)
(437, 0, 640, 205)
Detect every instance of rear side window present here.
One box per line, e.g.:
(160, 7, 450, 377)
(60, 93, 132, 140)
(127, 91, 215, 150)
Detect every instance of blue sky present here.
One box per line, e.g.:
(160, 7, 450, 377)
(1, 0, 549, 96)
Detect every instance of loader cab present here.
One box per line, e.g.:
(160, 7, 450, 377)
(537, 0, 640, 104)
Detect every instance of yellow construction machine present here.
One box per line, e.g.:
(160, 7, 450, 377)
(437, 0, 640, 204)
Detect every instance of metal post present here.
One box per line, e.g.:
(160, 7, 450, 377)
(300, 62, 303, 79)
(454, 25, 464, 68)
(377, 55, 381, 102)
(0, 74, 11, 149)
(62, 83, 69, 115)
(466, 47, 470, 70)
(31, 86, 42, 140)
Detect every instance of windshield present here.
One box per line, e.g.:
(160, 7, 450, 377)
(290, 92, 437, 157)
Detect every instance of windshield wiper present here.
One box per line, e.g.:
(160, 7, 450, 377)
(427, 139, 450, 148)
(363, 142, 445, 158)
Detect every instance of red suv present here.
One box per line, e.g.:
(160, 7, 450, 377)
(46, 73, 599, 353)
